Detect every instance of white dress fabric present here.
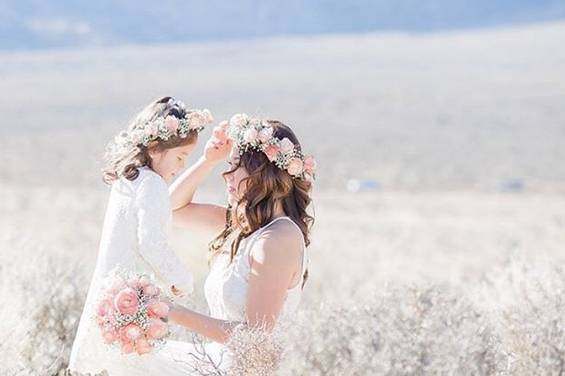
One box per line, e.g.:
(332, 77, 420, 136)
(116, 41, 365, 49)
(147, 216, 309, 375)
(69, 167, 194, 375)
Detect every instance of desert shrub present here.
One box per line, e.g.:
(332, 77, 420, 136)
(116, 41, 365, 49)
(0, 237, 88, 375)
(484, 260, 565, 375)
(278, 285, 508, 376)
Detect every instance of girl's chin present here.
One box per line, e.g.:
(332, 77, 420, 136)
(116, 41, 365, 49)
(226, 195, 236, 207)
(160, 173, 175, 184)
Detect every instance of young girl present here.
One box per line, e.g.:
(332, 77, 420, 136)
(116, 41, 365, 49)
(69, 97, 213, 375)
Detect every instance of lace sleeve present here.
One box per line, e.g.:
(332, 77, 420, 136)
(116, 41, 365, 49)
(135, 173, 194, 297)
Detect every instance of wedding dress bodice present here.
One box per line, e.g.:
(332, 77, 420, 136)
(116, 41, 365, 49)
(203, 216, 309, 324)
(145, 217, 309, 374)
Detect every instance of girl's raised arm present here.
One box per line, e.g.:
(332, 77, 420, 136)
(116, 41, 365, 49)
(169, 124, 232, 235)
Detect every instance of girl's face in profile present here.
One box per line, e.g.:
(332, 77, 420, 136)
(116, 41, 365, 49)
(150, 143, 197, 184)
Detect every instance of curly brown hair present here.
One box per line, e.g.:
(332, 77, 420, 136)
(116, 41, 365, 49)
(209, 120, 314, 289)
(102, 96, 198, 184)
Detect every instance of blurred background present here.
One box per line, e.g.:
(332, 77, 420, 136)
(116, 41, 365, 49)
(2, 1, 565, 374)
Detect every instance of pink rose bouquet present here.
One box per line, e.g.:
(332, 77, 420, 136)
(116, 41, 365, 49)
(95, 269, 171, 355)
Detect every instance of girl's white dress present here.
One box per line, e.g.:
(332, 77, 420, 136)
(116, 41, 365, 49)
(146, 216, 309, 375)
(69, 167, 194, 375)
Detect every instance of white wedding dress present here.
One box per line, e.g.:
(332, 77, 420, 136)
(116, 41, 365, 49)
(145, 216, 309, 375)
(69, 167, 194, 375)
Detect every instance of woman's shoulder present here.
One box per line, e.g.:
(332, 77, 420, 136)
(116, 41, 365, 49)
(264, 218, 303, 239)
(249, 218, 304, 260)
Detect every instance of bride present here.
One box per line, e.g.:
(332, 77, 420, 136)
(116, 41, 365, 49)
(150, 115, 317, 373)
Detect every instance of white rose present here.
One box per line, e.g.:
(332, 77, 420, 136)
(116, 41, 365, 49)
(249, 118, 262, 127)
(279, 137, 295, 154)
(202, 109, 213, 124)
(244, 128, 259, 143)
(258, 126, 274, 143)
(229, 113, 249, 128)
(130, 130, 144, 144)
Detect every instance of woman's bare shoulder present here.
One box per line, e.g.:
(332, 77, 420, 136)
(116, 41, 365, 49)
(251, 219, 303, 263)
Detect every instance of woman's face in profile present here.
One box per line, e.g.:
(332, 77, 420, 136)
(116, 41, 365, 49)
(224, 149, 249, 206)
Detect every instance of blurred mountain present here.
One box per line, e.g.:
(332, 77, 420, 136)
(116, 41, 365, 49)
(1, 0, 565, 50)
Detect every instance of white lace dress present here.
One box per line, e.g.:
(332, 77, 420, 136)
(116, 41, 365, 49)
(147, 216, 309, 375)
(69, 167, 194, 375)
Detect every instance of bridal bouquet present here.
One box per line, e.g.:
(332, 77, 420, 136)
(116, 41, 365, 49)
(95, 269, 171, 355)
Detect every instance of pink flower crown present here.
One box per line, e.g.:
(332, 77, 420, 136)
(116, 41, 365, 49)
(226, 114, 317, 181)
(116, 99, 213, 148)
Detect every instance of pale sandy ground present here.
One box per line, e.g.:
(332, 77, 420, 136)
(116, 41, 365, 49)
(1, 21, 565, 374)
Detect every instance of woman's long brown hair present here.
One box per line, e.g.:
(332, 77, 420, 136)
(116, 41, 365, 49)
(209, 120, 314, 289)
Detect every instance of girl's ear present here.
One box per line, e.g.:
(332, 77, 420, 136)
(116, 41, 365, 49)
(147, 147, 159, 160)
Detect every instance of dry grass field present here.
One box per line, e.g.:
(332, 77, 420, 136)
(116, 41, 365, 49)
(1, 21, 565, 375)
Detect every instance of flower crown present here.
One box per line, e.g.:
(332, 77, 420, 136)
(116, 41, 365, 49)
(116, 98, 213, 148)
(226, 114, 317, 181)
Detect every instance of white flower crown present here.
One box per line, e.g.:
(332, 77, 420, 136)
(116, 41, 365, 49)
(115, 99, 213, 148)
(226, 114, 317, 181)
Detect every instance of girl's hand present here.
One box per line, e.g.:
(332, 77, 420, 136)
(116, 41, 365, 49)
(204, 121, 232, 163)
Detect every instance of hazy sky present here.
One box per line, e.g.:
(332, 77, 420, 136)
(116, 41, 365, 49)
(2, 0, 565, 50)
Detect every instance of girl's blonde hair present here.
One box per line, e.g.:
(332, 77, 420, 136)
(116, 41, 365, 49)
(102, 96, 198, 184)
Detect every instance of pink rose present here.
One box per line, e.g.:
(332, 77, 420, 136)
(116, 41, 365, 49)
(148, 301, 169, 318)
(127, 279, 140, 289)
(96, 298, 113, 318)
(279, 138, 294, 154)
(258, 126, 273, 143)
(165, 116, 179, 133)
(120, 340, 135, 354)
(303, 156, 317, 174)
(145, 123, 159, 137)
(147, 319, 169, 339)
(127, 276, 149, 289)
(244, 128, 258, 143)
(120, 323, 143, 341)
(263, 144, 280, 162)
(114, 288, 139, 315)
(188, 112, 207, 128)
(287, 158, 304, 176)
(138, 275, 151, 287)
(102, 328, 118, 344)
(135, 338, 152, 355)
(142, 284, 160, 297)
